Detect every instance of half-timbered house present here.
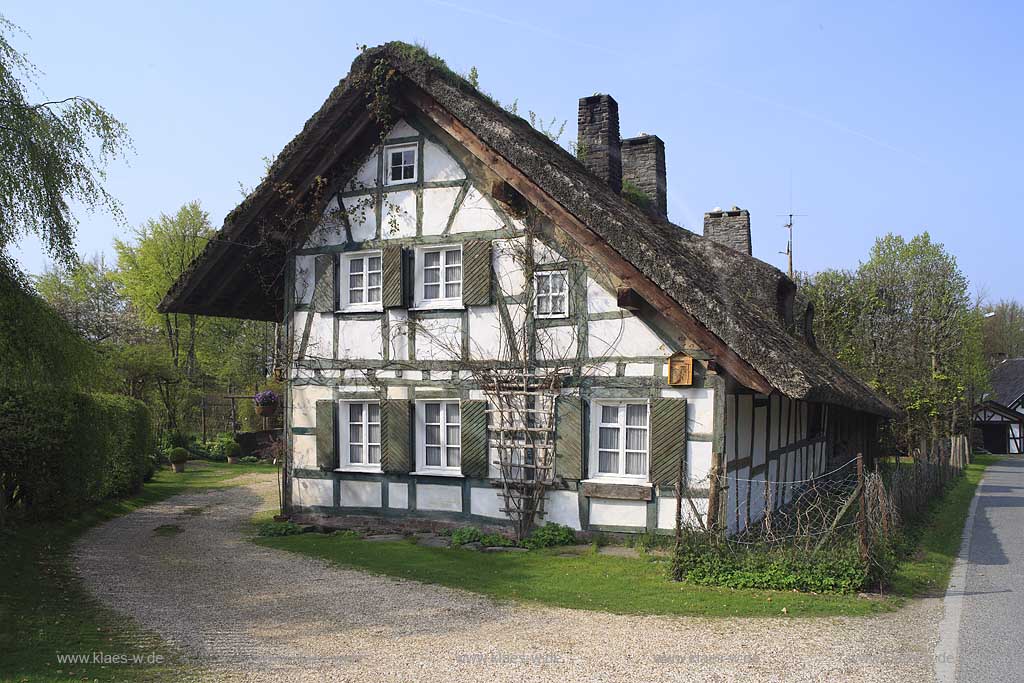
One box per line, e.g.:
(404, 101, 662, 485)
(161, 43, 895, 536)
(974, 358, 1024, 454)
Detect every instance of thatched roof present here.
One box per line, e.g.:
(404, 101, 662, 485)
(160, 42, 895, 417)
(989, 358, 1024, 408)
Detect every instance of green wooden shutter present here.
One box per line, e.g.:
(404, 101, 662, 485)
(462, 239, 492, 306)
(315, 399, 337, 470)
(554, 396, 583, 480)
(382, 245, 405, 309)
(381, 399, 412, 474)
(650, 398, 688, 486)
(312, 254, 336, 313)
(460, 400, 489, 478)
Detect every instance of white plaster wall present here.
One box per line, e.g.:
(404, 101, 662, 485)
(688, 440, 713, 486)
(661, 387, 715, 435)
(342, 194, 377, 241)
(493, 238, 526, 296)
(386, 118, 417, 138)
(421, 186, 462, 235)
(293, 478, 333, 508)
(388, 310, 409, 360)
(753, 405, 767, 468)
(293, 311, 334, 360)
(382, 189, 417, 239)
(543, 490, 581, 530)
(423, 139, 465, 182)
(337, 318, 383, 360)
(769, 394, 780, 450)
(292, 434, 317, 469)
(340, 480, 382, 508)
(345, 151, 379, 192)
(1013, 424, 1021, 454)
(389, 483, 409, 509)
(532, 240, 564, 265)
(536, 325, 577, 361)
(417, 484, 463, 512)
(588, 317, 668, 358)
(291, 385, 332, 428)
(779, 397, 791, 445)
(470, 488, 505, 519)
(586, 277, 620, 314)
(625, 363, 655, 377)
(304, 196, 346, 247)
(415, 316, 462, 361)
(589, 499, 647, 528)
(449, 185, 504, 233)
(657, 496, 709, 530)
(467, 307, 502, 360)
(725, 395, 736, 460)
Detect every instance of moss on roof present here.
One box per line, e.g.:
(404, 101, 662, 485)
(162, 42, 895, 417)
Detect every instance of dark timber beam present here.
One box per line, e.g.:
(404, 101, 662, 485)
(404, 86, 774, 395)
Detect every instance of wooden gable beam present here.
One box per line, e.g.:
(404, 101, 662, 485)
(405, 86, 774, 394)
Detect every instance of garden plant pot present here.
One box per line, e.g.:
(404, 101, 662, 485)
(227, 456, 239, 464)
(255, 404, 278, 417)
(172, 462, 186, 473)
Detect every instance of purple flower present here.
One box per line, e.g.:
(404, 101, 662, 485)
(254, 390, 280, 406)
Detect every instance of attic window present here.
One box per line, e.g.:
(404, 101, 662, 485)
(385, 144, 417, 185)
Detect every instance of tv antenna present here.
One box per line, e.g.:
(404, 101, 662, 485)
(778, 174, 805, 279)
(777, 212, 806, 279)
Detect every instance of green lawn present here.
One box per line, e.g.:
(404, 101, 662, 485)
(0, 461, 277, 683)
(888, 454, 1000, 595)
(258, 455, 998, 618)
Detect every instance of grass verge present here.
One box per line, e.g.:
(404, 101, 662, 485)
(257, 456, 999, 618)
(0, 461, 277, 683)
(256, 535, 892, 617)
(888, 454, 999, 596)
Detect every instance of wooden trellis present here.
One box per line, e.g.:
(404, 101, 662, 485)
(480, 369, 562, 540)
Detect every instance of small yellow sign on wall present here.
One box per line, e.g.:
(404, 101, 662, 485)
(667, 353, 693, 386)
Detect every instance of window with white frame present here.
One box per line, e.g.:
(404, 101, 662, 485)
(340, 251, 382, 310)
(385, 144, 417, 185)
(340, 401, 381, 470)
(417, 246, 462, 305)
(534, 270, 568, 318)
(591, 401, 649, 480)
(417, 401, 461, 472)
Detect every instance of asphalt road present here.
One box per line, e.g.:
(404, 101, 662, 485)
(938, 457, 1024, 683)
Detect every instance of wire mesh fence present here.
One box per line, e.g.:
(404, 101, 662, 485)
(691, 434, 971, 555)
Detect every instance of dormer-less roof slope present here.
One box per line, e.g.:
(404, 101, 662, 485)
(161, 42, 895, 417)
(990, 359, 1024, 408)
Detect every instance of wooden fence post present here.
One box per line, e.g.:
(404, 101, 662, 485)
(857, 452, 869, 563)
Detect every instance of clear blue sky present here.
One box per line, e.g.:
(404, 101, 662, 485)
(8, 1, 1022, 302)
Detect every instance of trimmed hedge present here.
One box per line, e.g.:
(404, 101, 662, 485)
(0, 386, 154, 522)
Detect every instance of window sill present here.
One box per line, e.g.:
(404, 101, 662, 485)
(581, 479, 653, 501)
(410, 470, 464, 478)
(409, 302, 465, 312)
(535, 313, 570, 320)
(335, 306, 384, 315)
(335, 466, 383, 474)
(581, 478, 652, 487)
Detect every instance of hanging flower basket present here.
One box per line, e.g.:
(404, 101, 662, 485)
(254, 390, 280, 416)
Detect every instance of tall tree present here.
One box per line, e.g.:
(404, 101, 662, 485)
(114, 201, 212, 379)
(982, 299, 1024, 363)
(0, 16, 131, 271)
(801, 232, 983, 450)
(33, 254, 143, 344)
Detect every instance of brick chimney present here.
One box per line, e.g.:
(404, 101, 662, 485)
(703, 206, 752, 255)
(621, 134, 667, 218)
(577, 94, 621, 193)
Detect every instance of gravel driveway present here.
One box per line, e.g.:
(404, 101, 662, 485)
(74, 473, 942, 682)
